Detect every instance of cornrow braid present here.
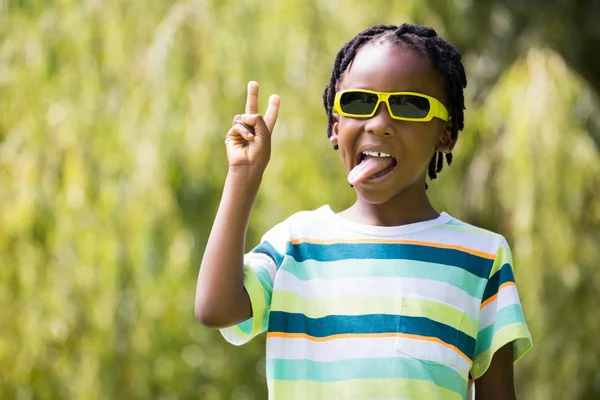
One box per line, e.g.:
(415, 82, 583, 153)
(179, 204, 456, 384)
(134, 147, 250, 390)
(322, 23, 467, 187)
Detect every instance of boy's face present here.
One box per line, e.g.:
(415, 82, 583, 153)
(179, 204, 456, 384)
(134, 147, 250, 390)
(331, 43, 454, 204)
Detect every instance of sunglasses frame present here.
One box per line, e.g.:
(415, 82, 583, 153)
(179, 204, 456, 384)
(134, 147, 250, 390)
(333, 89, 449, 122)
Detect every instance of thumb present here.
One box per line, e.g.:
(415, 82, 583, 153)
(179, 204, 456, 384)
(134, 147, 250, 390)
(241, 114, 272, 139)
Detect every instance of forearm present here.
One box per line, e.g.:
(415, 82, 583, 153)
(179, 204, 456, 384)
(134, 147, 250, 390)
(195, 170, 262, 327)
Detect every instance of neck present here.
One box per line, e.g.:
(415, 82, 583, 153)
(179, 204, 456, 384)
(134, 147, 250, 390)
(341, 183, 439, 227)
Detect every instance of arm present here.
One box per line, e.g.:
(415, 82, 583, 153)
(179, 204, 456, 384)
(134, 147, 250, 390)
(475, 343, 516, 400)
(194, 81, 280, 328)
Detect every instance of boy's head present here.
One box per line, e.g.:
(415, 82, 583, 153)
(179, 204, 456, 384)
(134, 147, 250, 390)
(323, 24, 467, 186)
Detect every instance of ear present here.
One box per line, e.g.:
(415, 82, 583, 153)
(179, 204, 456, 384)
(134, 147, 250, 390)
(435, 123, 456, 153)
(330, 114, 339, 149)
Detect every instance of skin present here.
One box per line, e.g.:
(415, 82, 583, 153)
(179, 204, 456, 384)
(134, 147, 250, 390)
(195, 43, 516, 399)
(475, 342, 517, 400)
(194, 81, 278, 327)
(331, 42, 454, 227)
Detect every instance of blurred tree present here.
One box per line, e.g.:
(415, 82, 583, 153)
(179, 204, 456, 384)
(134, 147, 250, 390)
(416, 0, 600, 146)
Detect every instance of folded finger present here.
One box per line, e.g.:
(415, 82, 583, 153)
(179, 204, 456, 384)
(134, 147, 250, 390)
(229, 123, 255, 142)
(240, 113, 260, 127)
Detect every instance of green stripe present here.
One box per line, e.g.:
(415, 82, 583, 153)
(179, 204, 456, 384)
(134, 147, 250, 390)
(471, 323, 532, 379)
(271, 291, 477, 339)
(289, 243, 492, 279)
(281, 259, 486, 298)
(220, 265, 268, 345)
(476, 304, 526, 354)
(234, 319, 252, 337)
(243, 265, 268, 340)
(488, 246, 512, 277)
(268, 357, 467, 395)
(402, 296, 477, 338)
(271, 377, 465, 400)
(253, 265, 274, 331)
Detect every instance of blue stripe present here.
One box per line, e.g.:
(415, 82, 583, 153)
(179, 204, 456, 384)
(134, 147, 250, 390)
(251, 241, 285, 268)
(475, 304, 526, 355)
(268, 358, 468, 394)
(288, 243, 492, 279)
(281, 258, 486, 298)
(268, 312, 475, 359)
(237, 318, 253, 336)
(482, 263, 515, 302)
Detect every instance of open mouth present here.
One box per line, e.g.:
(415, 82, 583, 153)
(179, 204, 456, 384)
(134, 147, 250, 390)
(349, 151, 398, 185)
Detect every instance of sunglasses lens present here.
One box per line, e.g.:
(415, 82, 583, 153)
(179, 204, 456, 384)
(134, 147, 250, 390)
(340, 91, 379, 115)
(389, 95, 430, 119)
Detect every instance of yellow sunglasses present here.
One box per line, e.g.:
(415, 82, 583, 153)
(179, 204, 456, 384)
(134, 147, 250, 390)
(333, 89, 449, 122)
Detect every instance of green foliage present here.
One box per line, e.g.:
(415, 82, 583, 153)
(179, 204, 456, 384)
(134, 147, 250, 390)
(1, 1, 598, 399)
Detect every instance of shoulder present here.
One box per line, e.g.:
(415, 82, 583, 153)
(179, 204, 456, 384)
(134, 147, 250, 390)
(420, 214, 512, 280)
(285, 205, 332, 224)
(261, 205, 334, 242)
(433, 214, 508, 252)
(279, 205, 336, 236)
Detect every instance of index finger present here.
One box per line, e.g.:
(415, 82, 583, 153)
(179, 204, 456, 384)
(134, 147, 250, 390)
(264, 94, 280, 132)
(245, 81, 259, 114)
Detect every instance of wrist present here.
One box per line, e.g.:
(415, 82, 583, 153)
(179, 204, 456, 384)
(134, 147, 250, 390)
(228, 165, 264, 181)
(226, 166, 263, 190)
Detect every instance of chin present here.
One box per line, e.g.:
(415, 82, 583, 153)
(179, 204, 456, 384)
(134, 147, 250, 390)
(355, 187, 405, 205)
(354, 177, 425, 205)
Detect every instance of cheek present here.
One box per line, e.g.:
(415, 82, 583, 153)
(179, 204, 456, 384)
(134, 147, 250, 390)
(337, 119, 361, 144)
(405, 123, 442, 148)
(336, 121, 362, 168)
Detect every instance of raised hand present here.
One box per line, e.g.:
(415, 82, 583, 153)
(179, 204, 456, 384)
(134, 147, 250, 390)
(225, 81, 280, 177)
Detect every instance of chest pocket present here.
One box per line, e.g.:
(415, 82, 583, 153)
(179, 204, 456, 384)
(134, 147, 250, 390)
(396, 294, 466, 367)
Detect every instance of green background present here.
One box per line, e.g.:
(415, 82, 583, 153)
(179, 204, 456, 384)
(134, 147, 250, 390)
(1, 0, 599, 399)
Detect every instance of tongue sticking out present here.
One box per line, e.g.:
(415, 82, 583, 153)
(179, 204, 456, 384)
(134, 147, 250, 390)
(348, 155, 396, 185)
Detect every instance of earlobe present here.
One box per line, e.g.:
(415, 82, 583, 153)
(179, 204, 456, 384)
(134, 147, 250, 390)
(435, 124, 456, 153)
(330, 115, 339, 149)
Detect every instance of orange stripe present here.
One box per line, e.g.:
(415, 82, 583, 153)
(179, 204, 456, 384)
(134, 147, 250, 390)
(290, 238, 495, 259)
(267, 332, 398, 342)
(267, 332, 472, 364)
(398, 333, 472, 364)
(499, 281, 516, 290)
(480, 282, 517, 309)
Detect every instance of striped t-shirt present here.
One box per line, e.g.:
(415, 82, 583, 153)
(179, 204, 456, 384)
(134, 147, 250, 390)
(220, 206, 532, 400)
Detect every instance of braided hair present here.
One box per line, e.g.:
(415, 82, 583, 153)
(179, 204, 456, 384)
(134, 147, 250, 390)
(322, 23, 467, 185)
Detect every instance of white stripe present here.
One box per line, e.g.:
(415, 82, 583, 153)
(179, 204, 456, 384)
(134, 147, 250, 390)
(260, 220, 291, 255)
(479, 285, 522, 330)
(409, 228, 500, 255)
(220, 328, 246, 346)
(245, 253, 277, 281)
(274, 270, 480, 318)
(266, 336, 471, 372)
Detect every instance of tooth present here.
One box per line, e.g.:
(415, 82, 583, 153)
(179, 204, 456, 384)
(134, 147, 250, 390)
(361, 151, 392, 157)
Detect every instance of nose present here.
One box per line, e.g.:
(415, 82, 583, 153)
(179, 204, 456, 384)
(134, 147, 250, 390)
(364, 101, 394, 137)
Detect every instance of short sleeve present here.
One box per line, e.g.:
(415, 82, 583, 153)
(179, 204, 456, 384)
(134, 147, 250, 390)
(219, 221, 289, 346)
(471, 239, 533, 379)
